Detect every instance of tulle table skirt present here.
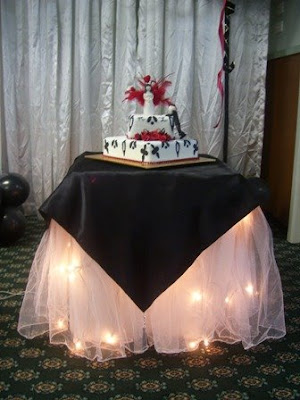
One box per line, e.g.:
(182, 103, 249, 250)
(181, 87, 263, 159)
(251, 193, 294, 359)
(18, 207, 286, 361)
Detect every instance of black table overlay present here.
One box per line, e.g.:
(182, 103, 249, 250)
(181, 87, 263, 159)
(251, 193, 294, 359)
(39, 152, 263, 311)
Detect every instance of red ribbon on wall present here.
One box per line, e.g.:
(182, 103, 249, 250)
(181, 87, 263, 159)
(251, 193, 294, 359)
(214, 0, 227, 128)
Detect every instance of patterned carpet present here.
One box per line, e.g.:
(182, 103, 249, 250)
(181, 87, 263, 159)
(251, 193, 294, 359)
(0, 214, 299, 400)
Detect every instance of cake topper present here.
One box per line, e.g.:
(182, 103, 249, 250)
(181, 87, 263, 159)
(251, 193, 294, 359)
(143, 84, 155, 116)
(124, 75, 173, 107)
(125, 74, 186, 139)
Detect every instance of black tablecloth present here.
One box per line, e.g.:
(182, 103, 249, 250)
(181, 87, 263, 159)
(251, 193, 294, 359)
(40, 152, 263, 311)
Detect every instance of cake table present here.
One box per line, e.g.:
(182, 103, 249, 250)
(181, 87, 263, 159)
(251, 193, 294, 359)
(18, 152, 286, 361)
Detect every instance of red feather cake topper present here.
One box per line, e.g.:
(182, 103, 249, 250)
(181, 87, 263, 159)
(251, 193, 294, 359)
(124, 75, 173, 107)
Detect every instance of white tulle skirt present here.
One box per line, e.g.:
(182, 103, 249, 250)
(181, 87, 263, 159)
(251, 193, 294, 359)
(18, 207, 286, 361)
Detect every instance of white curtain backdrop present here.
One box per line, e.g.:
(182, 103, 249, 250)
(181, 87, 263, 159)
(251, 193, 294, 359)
(0, 0, 270, 213)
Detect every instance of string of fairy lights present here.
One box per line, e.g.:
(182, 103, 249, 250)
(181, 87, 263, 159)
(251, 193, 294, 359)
(49, 212, 257, 355)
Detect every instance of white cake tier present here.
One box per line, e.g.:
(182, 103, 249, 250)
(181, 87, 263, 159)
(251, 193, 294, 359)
(127, 114, 174, 138)
(103, 136, 199, 164)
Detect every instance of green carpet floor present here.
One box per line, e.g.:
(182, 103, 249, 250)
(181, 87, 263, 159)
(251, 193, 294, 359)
(0, 215, 299, 400)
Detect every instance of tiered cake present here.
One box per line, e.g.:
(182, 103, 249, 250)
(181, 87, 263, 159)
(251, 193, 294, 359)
(103, 75, 199, 165)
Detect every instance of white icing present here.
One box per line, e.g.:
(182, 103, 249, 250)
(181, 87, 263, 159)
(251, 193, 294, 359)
(127, 114, 174, 139)
(103, 136, 199, 163)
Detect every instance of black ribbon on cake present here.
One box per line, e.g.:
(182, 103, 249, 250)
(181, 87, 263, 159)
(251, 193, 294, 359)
(40, 153, 265, 311)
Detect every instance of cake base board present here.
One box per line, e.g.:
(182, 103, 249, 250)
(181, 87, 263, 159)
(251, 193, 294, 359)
(85, 153, 216, 169)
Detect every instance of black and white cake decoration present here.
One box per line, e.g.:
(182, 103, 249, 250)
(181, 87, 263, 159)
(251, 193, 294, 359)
(102, 74, 199, 164)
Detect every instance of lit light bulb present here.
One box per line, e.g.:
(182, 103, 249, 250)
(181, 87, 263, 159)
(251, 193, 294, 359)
(191, 291, 202, 302)
(104, 333, 117, 345)
(188, 341, 198, 350)
(56, 319, 66, 329)
(74, 340, 83, 351)
(245, 284, 254, 295)
(204, 339, 209, 347)
(225, 296, 231, 304)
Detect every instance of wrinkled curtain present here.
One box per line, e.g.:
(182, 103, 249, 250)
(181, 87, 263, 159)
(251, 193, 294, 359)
(0, 0, 270, 213)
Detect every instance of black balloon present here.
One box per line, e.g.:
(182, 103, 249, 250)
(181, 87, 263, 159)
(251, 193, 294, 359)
(0, 207, 26, 245)
(0, 173, 30, 207)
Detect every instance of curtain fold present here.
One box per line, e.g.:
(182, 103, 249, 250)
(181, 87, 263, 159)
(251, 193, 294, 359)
(228, 0, 270, 176)
(0, 0, 270, 212)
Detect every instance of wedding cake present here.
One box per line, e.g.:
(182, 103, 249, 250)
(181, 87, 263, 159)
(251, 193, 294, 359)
(102, 75, 199, 165)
